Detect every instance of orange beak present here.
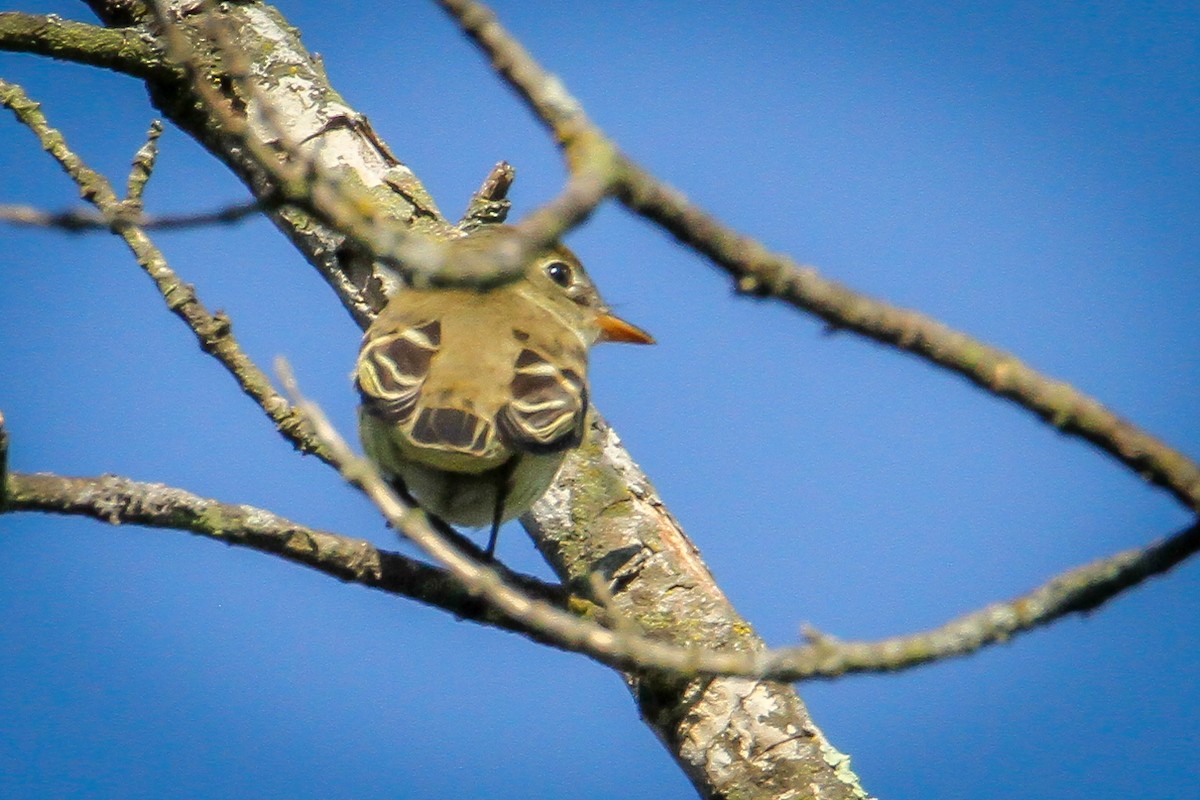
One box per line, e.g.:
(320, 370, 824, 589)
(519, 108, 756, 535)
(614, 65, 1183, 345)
(597, 313, 655, 345)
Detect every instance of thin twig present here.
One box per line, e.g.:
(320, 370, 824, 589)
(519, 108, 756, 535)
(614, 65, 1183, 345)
(615, 162, 1200, 515)
(436, 0, 1200, 515)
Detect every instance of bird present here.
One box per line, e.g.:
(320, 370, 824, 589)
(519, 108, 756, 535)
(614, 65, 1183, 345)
(354, 227, 653, 556)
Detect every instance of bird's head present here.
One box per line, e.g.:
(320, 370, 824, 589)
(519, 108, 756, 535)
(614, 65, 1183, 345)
(524, 243, 654, 347)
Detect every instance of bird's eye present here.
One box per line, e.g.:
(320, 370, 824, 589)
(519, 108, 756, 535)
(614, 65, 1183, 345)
(544, 260, 573, 288)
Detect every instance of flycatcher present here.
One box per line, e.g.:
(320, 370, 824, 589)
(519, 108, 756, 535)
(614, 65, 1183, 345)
(355, 227, 653, 555)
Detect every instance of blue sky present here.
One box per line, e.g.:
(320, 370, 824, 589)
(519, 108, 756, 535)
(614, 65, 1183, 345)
(1, 2, 1198, 798)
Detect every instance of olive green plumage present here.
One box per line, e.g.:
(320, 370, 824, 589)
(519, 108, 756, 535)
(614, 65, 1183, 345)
(355, 228, 652, 553)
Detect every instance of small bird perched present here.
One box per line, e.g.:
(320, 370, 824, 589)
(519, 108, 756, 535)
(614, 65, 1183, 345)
(355, 227, 653, 556)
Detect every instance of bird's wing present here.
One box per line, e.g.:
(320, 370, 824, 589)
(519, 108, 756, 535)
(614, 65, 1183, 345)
(355, 319, 441, 427)
(496, 344, 588, 454)
(356, 317, 503, 465)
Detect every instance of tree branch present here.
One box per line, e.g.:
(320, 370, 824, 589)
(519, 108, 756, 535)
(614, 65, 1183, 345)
(616, 164, 1200, 514)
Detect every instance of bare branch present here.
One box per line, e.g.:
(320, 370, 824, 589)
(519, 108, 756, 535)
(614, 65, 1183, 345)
(0, 77, 328, 461)
(0, 11, 170, 80)
(437, 0, 1200, 516)
(435, 1, 616, 251)
(3, 470, 571, 636)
